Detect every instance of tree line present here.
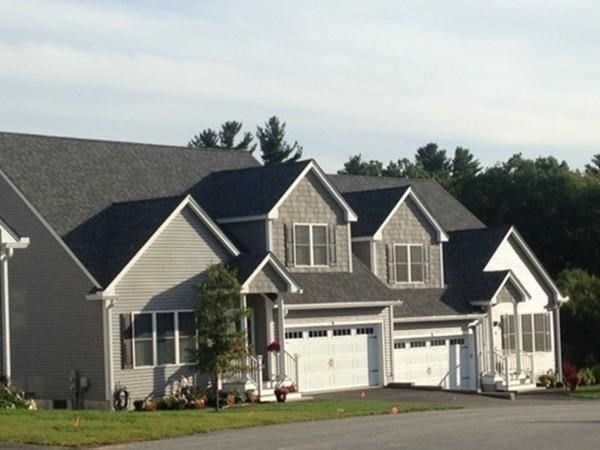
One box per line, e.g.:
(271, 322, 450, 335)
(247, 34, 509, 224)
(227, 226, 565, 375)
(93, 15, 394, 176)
(188, 116, 302, 165)
(339, 145, 600, 367)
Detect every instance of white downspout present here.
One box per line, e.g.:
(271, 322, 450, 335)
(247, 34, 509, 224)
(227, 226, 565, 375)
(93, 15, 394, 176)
(102, 298, 115, 404)
(1, 248, 13, 380)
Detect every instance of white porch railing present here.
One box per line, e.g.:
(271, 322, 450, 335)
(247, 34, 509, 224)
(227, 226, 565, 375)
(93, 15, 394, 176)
(479, 350, 536, 388)
(283, 350, 300, 390)
(230, 354, 264, 396)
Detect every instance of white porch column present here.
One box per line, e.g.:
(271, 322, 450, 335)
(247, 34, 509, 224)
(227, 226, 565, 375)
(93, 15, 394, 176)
(513, 301, 523, 375)
(240, 294, 248, 348)
(487, 306, 495, 374)
(553, 305, 563, 383)
(1, 248, 12, 380)
(276, 296, 286, 377)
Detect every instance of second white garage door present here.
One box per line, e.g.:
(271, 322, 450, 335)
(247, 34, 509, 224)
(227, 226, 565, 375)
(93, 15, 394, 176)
(284, 325, 382, 392)
(394, 335, 474, 390)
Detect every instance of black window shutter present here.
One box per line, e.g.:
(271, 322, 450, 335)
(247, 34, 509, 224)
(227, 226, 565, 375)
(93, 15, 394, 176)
(120, 314, 133, 370)
(284, 224, 294, 267)
(386, 245, 395, 284)
(329, 226, 337, 266)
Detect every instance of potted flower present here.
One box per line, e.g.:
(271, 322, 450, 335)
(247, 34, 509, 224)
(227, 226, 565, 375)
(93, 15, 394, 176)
(267, 341, 281, 353)
(274, 386, 288, 403)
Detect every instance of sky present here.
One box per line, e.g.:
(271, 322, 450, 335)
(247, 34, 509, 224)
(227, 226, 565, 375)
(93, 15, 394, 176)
(1, 0, 598, 172)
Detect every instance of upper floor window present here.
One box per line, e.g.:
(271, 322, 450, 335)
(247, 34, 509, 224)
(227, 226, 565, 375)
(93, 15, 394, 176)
(394, 244, 424, 283)
(294, 224, 328, 266)
(132, 311, 195, 368)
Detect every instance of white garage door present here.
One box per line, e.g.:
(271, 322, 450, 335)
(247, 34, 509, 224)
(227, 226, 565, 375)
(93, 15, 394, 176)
(285, 325, 381, 392)
(394, 336, 474, 390)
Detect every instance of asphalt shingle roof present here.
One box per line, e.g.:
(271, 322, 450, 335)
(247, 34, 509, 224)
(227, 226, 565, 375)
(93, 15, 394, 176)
(191, 160, 311, 219)
(65, 196, 184, 287)
(393, 288, 477, 318)
(226, 252, 270, 284)
(329, 174, 485, 232)
(342, 186, 410, 237)
(0, 132, 260, 238)
(285, 257, 401, 305)
(444, 226, 512, 303)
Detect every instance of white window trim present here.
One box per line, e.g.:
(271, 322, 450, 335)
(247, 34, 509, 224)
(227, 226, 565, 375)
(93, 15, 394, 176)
(504, 313, 552, 354)
(393, 243, 425, 284)
(293, 223, 329, 267)
(131, 310, 196, 369)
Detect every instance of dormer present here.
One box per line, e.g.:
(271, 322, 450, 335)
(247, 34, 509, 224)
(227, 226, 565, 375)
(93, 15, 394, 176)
(193, 160, 357, 273)
(343, 186, 448, 289)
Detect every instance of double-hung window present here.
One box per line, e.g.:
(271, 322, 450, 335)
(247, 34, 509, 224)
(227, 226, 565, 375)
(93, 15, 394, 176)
(294, 224, 328, 266)
(501, 313, 552, 353)
(132, 311, 195, 368)
(394, 244, 424, 283)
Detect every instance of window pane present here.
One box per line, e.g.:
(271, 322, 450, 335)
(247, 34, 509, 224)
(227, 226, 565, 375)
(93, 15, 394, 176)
(312, 226, 327, 245)
(410, 246, 423, 263)
(395, 246, 408, 264)
(313, 246, 327, 265)
(157, 338, 175, 365)
(179, 336, 196, 363)
(395, 263, 409, 282)
(521, 315, 532, 333)
(296, 245, 310, 265)
(134, 314, 152, 339)
(135, 340, 153, 366)
(411, 262, 424, 282)
(295, 225, 310, 245)
(157, 313, 174, 338)
(178, 312, 194, 337)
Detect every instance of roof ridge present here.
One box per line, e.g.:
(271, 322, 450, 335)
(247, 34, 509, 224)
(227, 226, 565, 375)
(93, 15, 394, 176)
(109, 195, 185, 207)
(207, 159, 312, 176)
(0, 130, 255, 155)
(342, 184, 412, 196)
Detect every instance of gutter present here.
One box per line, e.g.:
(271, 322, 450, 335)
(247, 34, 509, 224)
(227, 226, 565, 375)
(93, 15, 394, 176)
(394, 313, 483, 324)
(284, 300, 402, 310)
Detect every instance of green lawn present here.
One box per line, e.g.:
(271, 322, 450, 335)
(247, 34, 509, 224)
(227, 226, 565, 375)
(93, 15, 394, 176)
(571, 385, 600, 399)
(0, 400, 451, 448)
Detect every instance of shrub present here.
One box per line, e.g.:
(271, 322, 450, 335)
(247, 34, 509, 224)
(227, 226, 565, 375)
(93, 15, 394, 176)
(563, 361, 580, 391)
(538, 372, 556, 388)
(578, 367, 597, 386)
(0, 384, 30, 410)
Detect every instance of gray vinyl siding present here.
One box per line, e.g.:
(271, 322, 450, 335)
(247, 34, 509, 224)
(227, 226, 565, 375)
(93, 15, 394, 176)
(0, 173, 105, 403)
(284, 306, 393, 381)
(222, 220, 266, 253)
(376, 197, 442, 289)
(273, 171, 350, 273)
(352, 241, 371, 270)
(245, 265, 288, 293)
(111, 206, 231, 401)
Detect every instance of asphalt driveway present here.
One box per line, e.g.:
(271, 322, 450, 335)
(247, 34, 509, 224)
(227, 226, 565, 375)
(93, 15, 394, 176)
(100, 398, 600, 450)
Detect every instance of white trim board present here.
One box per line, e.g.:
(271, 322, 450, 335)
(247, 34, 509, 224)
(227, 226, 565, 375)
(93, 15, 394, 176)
(0, 167, 102, 288)
(285, 301, 401, 310)
(394, 314, 483, 324)
(102, 195, 240, 296)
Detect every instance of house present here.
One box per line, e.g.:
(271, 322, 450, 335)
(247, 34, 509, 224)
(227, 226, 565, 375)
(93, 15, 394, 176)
(0, 132, 567, 409)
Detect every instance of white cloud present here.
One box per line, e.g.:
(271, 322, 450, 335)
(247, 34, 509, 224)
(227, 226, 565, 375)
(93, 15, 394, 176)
(0, 0, 598, 171)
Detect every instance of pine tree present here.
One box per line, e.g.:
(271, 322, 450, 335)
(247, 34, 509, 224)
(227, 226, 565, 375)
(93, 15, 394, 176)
(256, 116, 303, 165)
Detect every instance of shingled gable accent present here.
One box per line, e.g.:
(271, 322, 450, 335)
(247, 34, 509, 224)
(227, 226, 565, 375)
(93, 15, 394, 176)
(470, 270, 531, 306)
(208, 160, 358, 223)
(484, 226, 567, 303)
(346, 186, 448, 242)
(88, 195, 239, 299)
(228, 252, 302, 294)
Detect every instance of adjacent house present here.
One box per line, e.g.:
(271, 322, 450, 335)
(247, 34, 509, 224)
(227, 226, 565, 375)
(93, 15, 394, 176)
(0, 132, 567, 409)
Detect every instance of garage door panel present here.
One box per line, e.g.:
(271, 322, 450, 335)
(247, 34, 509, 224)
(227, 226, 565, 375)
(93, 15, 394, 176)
(394, 335, 473, 390)
(284, 325, 381, 393)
